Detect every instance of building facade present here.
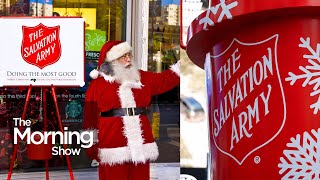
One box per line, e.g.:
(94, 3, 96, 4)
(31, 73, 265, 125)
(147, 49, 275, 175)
(0, 0, 180, 173)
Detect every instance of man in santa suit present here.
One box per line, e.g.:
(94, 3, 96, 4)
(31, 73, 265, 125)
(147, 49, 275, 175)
(82, 40, 180, 179)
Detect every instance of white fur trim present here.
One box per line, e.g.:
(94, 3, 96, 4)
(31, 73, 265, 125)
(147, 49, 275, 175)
(89, 69, 99, 79)
(99, 146, 130, 166)
(143, 142, 159, 161)
(122, 116, 145, 163)
(99, 72, 142, 87)
(106, 42, 132, 62)
(100, 72, 115, 83)
(121, 80, 143, 89)
(117, 83, 149, 164)
(98, 142, 159, 166)
(81, 128, 98, 144)
(118, 83, 137, 108)
(170, 62, 180, 77)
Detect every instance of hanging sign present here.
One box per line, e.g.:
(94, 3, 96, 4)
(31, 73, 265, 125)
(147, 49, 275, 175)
(0, 17, 85, 87)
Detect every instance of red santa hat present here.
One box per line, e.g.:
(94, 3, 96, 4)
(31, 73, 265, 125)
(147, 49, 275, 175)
(89, 40, 132, 79)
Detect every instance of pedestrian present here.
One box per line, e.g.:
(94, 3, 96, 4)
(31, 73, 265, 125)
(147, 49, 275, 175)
(82, 40, 180, 180)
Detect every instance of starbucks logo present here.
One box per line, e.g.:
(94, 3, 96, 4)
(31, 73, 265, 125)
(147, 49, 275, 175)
(65, 100, 82, 118)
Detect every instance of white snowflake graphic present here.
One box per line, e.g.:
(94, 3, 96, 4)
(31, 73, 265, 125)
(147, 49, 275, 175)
(285, 37, 320, 114)
(278, 128, 320, 179)
(198, 0, 238, 30)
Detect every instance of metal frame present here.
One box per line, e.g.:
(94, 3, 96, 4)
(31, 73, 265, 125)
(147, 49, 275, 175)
(126, 0, 132, 43)
(130, 0, 149, 71)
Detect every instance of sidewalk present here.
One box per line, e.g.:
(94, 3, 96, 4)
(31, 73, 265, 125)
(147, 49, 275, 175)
(0, 163, 180, 180)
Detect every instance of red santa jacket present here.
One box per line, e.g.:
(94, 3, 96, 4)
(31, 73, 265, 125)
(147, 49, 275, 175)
(82, 64, 180, 166)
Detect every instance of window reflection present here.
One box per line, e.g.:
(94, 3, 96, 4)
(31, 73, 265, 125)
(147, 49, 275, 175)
(148, 0, 180, 163)
(0, 0, 127, 171)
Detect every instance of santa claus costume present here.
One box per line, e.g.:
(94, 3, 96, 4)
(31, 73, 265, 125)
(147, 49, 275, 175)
(82, 40, 180, 180)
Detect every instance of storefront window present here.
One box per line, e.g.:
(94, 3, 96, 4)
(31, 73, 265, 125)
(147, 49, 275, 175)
(0, 0, 181, 174)
(53, 0, 127, 42)
(148, 0, 180, 163)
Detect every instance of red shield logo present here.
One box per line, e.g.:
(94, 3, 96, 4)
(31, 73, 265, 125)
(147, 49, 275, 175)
(207, 35, 286, 164)
(21, 23, 61, 69)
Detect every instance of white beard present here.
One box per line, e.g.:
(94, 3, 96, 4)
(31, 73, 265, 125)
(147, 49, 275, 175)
(112, 60, 140, 84)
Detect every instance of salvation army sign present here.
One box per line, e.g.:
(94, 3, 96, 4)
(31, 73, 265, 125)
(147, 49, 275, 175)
(0, 18, 85, 87)
(208, 35, 286, 165)
(21, 23, 61, 69)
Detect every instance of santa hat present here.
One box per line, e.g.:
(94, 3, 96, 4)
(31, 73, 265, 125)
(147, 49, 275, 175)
(89, 41, 132, 79)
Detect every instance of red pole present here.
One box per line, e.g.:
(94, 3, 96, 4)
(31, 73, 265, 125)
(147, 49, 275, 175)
(45, 161, 49, 180)
(7, 85, 32, 180)
(43, 87, 47, 132)
(42, 87, 49, 180)
(51, 85, 74, 180)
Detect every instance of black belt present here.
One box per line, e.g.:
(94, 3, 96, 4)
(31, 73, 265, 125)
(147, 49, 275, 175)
(100, 107, 148, 117)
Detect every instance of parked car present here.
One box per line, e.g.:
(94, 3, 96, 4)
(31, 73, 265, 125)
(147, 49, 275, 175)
(181, 97, 205, 122)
